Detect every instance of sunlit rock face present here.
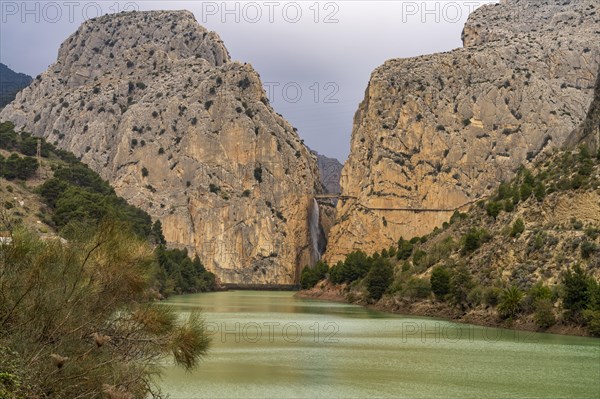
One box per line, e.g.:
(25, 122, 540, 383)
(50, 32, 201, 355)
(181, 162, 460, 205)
(0, 10, 322, 285)
(325, 0, 600, 263)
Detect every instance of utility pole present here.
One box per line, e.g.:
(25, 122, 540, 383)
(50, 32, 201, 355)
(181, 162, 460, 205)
(37, 138, 42, 178)
(36, 138, 41, 165)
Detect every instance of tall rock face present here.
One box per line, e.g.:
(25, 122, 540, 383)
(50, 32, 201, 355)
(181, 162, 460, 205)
(567, 64, 600, 152)
(325, 0, 600, 263)
(0, 10, 321, 285)
(313, 151, 343, 194)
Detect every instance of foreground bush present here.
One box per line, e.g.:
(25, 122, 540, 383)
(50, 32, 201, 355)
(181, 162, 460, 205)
(0, 222, 210, 398)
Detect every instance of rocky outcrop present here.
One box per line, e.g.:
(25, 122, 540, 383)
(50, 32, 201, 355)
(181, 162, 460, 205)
(0, 10, 321, 285)
(313, 151, 342, 194)
(567, 64, 600, 152)
(325, 0, 600, 263)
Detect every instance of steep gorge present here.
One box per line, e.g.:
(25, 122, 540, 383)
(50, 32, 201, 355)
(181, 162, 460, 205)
(0, 10, 322, 285)
(325, 0, 600, 263)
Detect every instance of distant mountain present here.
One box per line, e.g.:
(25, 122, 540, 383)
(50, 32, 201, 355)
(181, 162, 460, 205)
(0, 63, 32, 108)
(313, 151, 343, 194)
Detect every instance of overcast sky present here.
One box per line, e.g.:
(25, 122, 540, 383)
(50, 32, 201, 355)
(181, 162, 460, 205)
(0, 0, 496, 161)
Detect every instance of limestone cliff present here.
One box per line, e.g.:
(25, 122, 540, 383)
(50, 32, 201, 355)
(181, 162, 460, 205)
(567, 65, 600, 152)
(325, 0, 600, 263)
(313, 151, 342, 194)
(0, 10, 321, 285)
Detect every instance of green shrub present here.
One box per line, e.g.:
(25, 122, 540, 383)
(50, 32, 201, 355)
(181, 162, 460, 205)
(561, 265, 593, 322)
(584, 227, 600, 240)
(396, 237, 414, 260)
(571, 218, 584, 230)
(467, 286, 483, 307)
(155, 246, 216, 294)
(510, 218, 525, 237)
(403, 277, 431, 300)
(329, 251, 371, 284)
(412, 249, 427, 268)
(449, 266, 474, 309)
(0, 153, 38, 180)
(53, 163, 113, 194)
(498, 286, 524, 319)
(583, 310, 600, 336)
(520, 183, 532, 200)
(0, 225, 210, 397)
(151, 220, 166, 245)
(430, 266, 451, 299)
(461, 228, 490, 254)
(329, 261, 344, 284)
(533, 299, 556, 329)
(570, 175, 585, 189)
(534, 182, 546, 201)
(365, 257, 393, 300)
(486, 201, 502, 219)
(527, 282, 554, 303)
(237, 77, 251, 89)
(483, 287, 502, 307)
(449, 210, 467, 224)
(253, 166, 263, 183)
(581, 241, 597, 259)
(300, 261, 329, 290)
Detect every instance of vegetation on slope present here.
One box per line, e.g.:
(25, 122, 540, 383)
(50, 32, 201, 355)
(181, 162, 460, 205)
(302, 145, 600, 336)
(0, 121, 216, 295)
(0, 122, 217, 396)
(0, 63, 32, 109)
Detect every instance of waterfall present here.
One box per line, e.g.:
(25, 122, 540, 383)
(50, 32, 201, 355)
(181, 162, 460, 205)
(309, 198, 321, 264)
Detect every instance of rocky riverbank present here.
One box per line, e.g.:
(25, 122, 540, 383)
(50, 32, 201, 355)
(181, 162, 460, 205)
(296, 281, 592, 337)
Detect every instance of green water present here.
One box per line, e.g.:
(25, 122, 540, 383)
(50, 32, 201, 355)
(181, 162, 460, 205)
(159, 291, 600, 399)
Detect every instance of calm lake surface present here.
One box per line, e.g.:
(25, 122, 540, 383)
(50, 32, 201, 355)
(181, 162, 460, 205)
(159, 291, 600, 399)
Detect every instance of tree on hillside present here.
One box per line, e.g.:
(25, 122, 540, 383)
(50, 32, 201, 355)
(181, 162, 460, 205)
(329, 250, 371, 284)
(449, 266, 475, 310)
(365, 257, 393, 300)
(0, 153, 38, 180)
(562, 265, 593, 322)
(430, 266, 451, 300)
(152, 219, 167, 245)
(300, 261, 329, 289)
(155, 246, 216, 295)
